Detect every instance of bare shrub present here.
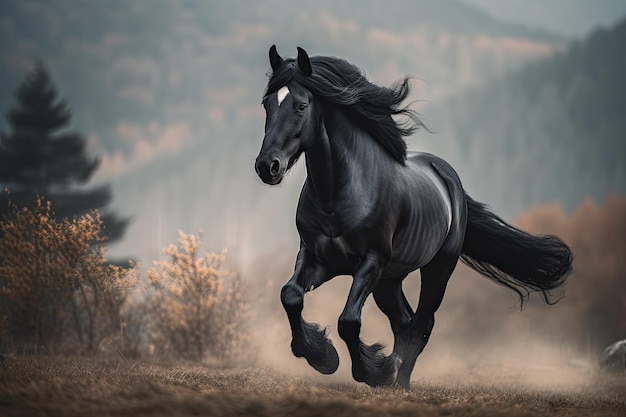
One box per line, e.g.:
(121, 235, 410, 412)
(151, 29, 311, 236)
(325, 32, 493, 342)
(0, 196, 136, 354)
(145, 230, 251, 364)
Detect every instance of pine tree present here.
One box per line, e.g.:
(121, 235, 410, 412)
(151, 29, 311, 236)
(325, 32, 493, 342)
(0, 63, 127, 241)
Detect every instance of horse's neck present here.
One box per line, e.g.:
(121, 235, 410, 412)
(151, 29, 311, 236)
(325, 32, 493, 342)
(304, 107, 381, 209)
(304, 115, 334, 209)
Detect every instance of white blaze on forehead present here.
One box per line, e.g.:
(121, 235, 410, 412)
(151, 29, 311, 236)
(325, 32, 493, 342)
(277, 86, 290, 106)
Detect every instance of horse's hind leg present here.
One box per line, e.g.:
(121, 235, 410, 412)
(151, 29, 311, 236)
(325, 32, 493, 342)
(338, 253, 400, 387)
(281, 246, 339, 374)
(372, 277, 413, 360)
(395, 253, 459, 389)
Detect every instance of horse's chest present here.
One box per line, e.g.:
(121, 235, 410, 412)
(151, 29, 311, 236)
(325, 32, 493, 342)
(308, 233, 362, 272)
(297, 211, 367, 273)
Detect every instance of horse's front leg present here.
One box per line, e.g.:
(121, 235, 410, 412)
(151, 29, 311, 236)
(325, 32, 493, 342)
(338, 253, 401, 387)
(281, 247, 338, 374)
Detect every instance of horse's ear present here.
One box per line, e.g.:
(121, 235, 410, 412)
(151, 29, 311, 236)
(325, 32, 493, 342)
(269, 45, 285, 71)
(297, 46, 312, 76)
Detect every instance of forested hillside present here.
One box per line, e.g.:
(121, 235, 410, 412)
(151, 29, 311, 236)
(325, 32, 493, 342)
(434, 17, 626, 216)
(0, 0, 565, 261)
(1, 1, 622, 263)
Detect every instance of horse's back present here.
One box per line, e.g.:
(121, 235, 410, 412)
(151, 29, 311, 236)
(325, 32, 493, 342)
(384, 152, 464, 276)
(403, 151, 460, 214)
(405, 151, 465, 201)
(406, 151, 457, 176)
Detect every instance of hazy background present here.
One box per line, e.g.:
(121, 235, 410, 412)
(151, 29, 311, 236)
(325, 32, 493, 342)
(1, 0, 625, 377)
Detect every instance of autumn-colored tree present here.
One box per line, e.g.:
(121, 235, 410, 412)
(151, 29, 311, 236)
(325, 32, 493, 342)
(515, 194, 626, 352)
(0, 196, 136, 353)
(146, 231, 250, 363)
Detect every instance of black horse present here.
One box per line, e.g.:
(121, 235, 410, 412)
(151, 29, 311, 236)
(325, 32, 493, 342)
(254, 46, 572, 389)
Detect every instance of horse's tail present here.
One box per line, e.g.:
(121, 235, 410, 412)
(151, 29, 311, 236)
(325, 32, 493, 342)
(460, 193, 572, 308)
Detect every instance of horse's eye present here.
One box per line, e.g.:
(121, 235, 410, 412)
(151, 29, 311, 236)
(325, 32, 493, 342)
(297, 103, 308, 112)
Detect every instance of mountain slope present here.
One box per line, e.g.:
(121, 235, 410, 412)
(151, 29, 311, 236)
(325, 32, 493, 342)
(427, 17, 626, 217)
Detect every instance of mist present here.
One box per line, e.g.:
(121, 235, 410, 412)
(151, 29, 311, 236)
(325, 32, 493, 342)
(249, 194, 626, 386)
(1, 1, 624, 267)
(1, 1, 625, 385)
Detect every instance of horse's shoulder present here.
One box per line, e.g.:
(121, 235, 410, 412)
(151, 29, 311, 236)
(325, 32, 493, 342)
(404, 152, 441, 175)
(406, 151, 444, 165)
(406, 151, 459, 178)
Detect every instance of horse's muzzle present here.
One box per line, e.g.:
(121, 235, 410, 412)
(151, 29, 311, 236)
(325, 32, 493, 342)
(255, 155, 283, 185)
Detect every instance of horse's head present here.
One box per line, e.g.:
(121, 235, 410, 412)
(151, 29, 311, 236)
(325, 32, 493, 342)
(255, 46, 319, 185)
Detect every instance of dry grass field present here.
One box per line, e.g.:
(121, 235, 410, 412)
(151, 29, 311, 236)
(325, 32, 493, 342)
(0, 355, 624, 417)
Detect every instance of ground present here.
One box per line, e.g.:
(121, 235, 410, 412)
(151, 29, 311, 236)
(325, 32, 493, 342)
(0, 356, 624, 417)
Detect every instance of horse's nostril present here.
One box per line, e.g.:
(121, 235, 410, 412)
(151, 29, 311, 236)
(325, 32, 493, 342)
(270, 160, 280, 176)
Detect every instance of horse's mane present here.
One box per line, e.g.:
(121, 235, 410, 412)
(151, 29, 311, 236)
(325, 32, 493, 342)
(265, 56, 426, 164)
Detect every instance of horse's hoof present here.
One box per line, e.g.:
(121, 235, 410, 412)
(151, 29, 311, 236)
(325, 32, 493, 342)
(292, 338, 339, 375)
(394, 365, 412, 390)
(292, 321, 340, 374)
(393, 380, 411, 390)
(307, 342, 339, 375)
(354, 346, 401, 387)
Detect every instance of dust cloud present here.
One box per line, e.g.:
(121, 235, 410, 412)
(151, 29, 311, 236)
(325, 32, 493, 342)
(237, 194, 625, 389)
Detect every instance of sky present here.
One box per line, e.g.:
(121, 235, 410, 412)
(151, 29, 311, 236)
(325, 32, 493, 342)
(459, 0, 626, 37)
(0, 0, 624, 267)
